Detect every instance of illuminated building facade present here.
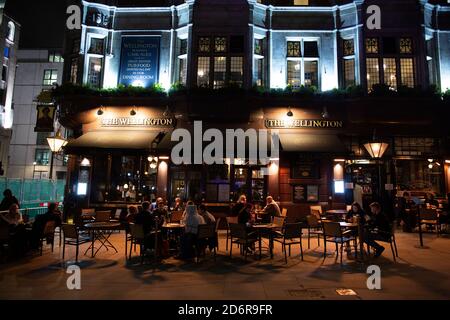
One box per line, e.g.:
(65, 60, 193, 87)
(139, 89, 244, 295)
(60, 0, 450, 218)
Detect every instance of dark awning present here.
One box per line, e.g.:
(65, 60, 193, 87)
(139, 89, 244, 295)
(279, 133, 347, 153)
(65, 131, 161, 150)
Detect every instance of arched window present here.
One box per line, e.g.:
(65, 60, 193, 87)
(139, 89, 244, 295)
(7, 22, 15, 42)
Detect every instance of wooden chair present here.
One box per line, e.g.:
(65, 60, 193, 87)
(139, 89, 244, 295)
(273, 223, 304, 263)
(322, 221, 357, 266)
(419, 208, 440, 236)
(61, 224, 91, 263)
(281, 208, 288, 218)
(306, 214, 323, 249)
(95, 211, 111, 223)
(225, 216, 239, 252)
(39, 221, 56, 256)
(170, 211, 184, 223)
(196, 224, 217, 262)
(128, 223, 146, 264)
(229, 223, 258, 261)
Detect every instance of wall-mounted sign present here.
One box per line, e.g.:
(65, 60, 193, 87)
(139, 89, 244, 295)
(119, 36, 160, 87)
(101, 117, 176, 128)
(293, 184, 320, 203)
(35, 105, 56, 132)
(265, 119, 344, 129)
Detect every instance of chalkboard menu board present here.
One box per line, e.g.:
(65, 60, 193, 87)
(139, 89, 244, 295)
(292, 159, 320, 179)
(293, 185, 319, 203)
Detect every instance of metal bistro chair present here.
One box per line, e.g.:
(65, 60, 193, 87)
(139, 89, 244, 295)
(273, 223, 304, 263)
(39, 220, 56, 256)
(61, 224, 91, 263)
(322, 221, 357, 266)
(367, 223, 399, 262)
(229, 223, 258, 261)
(419, 208, 441, 236)
(306, 214, 323, 249)
(196, 224, 218, 263)
(225, 216, 239, 252)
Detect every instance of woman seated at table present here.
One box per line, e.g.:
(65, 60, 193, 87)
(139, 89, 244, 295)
(179, 205, 205, 260)
(346, 202, 366, 223)
(232, 195, 257, 252)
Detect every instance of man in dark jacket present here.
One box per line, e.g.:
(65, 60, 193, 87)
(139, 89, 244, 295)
(31, 203, 62, 249)
(364, 202, 392, 258)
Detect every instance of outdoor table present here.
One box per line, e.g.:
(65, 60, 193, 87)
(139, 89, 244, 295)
(251, 223, 278, 259)
(162, 223, 185, 230)
(84, 222, 121, 258)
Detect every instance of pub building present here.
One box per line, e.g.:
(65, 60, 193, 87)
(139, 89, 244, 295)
(58, 0, 450, 220)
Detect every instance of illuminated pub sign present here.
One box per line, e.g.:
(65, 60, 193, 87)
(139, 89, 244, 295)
(101, 117, 176, 128)
(265, 119, 344, 129)
(119, 36, 160, 87)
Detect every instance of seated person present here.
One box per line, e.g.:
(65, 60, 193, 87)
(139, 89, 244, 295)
(153, 198, 169, 222)
(261, 196, 281, 223)
(425, 193, 439, 208)
(346, 202, 366, 223)
(363, 202, 392, 258)
(135, 202, 162, 251)
(126, 206, 138, 223)
(1, 204, 26, 257)
(172, 197, 185, 211)
(198, 204, 216, 225)
(179, 205, 205, 259)
(31, 203, 62, 249)
(1, 203, 23, 226)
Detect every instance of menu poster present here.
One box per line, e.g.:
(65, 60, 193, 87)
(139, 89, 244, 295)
(293, 185, 306, 203)
(119, 36, 160, 87)
(307, 185, 319, 203)
(291, 160, 320, 179)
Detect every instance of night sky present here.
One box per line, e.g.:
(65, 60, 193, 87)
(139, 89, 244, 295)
(5, 0, 67, 49)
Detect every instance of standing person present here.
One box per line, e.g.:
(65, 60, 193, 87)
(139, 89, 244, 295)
(262, 196, 281, 223)
(363, 202, 392, 258)
(0, 189, 19, 211)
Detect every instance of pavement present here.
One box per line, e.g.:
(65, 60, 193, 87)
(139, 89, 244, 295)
(0, 229, 449, 300)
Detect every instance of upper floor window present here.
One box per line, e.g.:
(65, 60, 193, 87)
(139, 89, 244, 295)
(343, 39, 354, 56)
(7, 22, 15, 42)
(88, 37, 105, 55)
(286, 40, 319, 89)
(294, 0, 309, 5)
(365, 38, 379, 54)
(254, 37, 265, 87)
(49, 52, 64, 63)
(254, 38, 264, 56)
(196, 35, 244, 88)
(342, 38, 356, 88)
(399, 38, 413, 54)
(43, 70, 58, 86)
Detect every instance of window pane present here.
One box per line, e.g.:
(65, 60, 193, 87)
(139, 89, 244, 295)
(344, 58, 355, 88)
(303, 41, 319, 58)
(254, 58, 264, 87)
(180, 38, 187, 55)
(70, 58, 78, 84)
(35, 149, 50, 165)
(254, 38, 263, 55)
(304, 61, 318, 87)
(197, 56, 210, 87)
(365, 38, 379, 54)
(294, 0, 309, 5)
(230, 57, 243, 87)
(399, 38, 413, 54)
(287, 41, 301, 57)
(287, 60, 301, 88)
(179, 58, 187, 85)
(213, 56, 226, 89)
(383, 58, 397, 90)
(43, 69, 58, 86)
(88, 58, 102, 88)
(89, 38, 105, 55)
(400, 58, 414, 88)
(198, 37, 211, 53)
(366, 58, 380, 92)
(343, 39, 354, 56)
(214, 37, 227, 53)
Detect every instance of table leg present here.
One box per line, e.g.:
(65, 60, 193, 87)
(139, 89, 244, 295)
(91, 230, 95, 258)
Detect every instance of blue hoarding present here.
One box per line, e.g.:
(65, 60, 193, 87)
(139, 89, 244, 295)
(118, 36, 160, 87)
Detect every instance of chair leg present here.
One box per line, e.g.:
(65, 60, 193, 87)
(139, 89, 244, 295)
(229, 238, 233, 258)
(51, 237, 54, 253)
(340, 243, 344, 266)
(393, 238, 399, 257)
(140, 244, 144, 265)
(40, 239, 43, 256)
(308, 228, 311, 249)
(226, 230, 229, 252)
(289, 244, 291, 257)
(317, 233, 320, 246)
(75, 243, 79, 263)
(129, 239, 133, 261)
(62, 241, 66, 260)
(284, 243, 287, 264)
(323, 237, 327, 259)
(390, 242, 396, 262)
(125, 235, 128, 259)
(300, 239, 304, 261)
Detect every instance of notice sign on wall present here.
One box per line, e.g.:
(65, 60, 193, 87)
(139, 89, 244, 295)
(119, 36, 160, 87)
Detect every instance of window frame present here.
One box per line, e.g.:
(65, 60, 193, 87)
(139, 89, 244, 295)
(286, 39, 319, 88)
(43, 69, 58, 86)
